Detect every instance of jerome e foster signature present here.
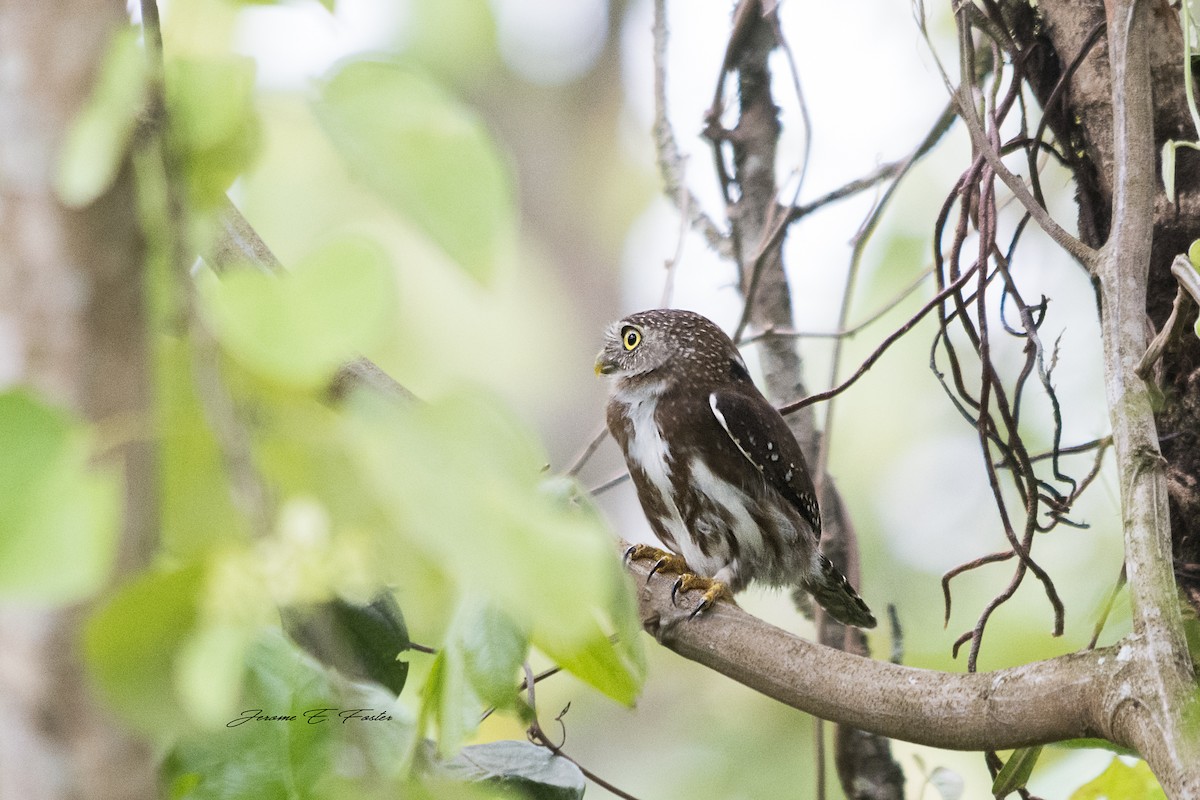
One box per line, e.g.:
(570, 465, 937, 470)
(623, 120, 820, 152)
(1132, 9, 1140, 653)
(227, 708, 394, 728)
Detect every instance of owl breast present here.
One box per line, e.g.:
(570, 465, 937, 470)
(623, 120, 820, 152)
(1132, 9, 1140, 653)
(609, 383, 813, 592)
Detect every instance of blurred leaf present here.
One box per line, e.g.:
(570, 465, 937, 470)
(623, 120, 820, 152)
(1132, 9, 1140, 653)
(535, 622, 642, 708)
(1051, 738, 1138, 757)
(165, 630, 412, 799)
(416, 599, 529, 755)
(1069, 757, 1165, 800)
(198, 235, 395, 387)
(992, 745, 1042, 797)
(166, 54, 260, 206)
(0, 391, 119, 603)
(455, 600, 528, 712)
(441, 741, 585, 800)
(343, 391, 644, 704)
(176, 621, 252, 729)
(158, 337, 248, 556)
(420, 646, 482, 757)
(405, 0, 499, 86)
(928, 766, 964, 800)
(314, 59, 515, 282)
(56, 27, 148, 207)
(1187, 239, 1200, 270)
(281, 591, 411, 696)
(85, 564, 205, 734)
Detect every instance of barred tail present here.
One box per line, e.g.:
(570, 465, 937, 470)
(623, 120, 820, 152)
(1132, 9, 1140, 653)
(801, 554, 877, 629)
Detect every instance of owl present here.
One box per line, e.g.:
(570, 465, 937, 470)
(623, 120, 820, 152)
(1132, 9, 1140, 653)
(596, 309, 876, 628)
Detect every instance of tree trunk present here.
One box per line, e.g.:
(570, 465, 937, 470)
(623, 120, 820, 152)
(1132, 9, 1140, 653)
(0, 2, 158, 797)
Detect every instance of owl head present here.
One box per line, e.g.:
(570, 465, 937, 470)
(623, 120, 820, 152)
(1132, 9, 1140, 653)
(595, 309, 748, 385)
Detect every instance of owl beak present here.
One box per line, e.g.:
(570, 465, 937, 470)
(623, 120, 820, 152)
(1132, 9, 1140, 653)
(594, 355, 615, 376)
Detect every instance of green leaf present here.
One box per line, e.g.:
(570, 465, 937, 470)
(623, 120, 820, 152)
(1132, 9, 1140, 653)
(1188, 239, 1200, 271)
(417, 600, 528, 755)
(442, 741, 585, 800)
(992, 745, 1042, 797)
(280, 591, 411, 696)
(1163, 141, 1178, 204)
(158, 336, 248, 556)
(343, 391, 644, 705)
(176, 621, 253, 730)
(420, 647, 482, 757)
(166, 54, 260, 206)
(0, 391, 119, 603)
(534, 620, 642, 707)
(1069, 757, 1165, 800)
(85, 565, 205, 734)
(165, 630, 412, 798)
(1050, 738, 1138, 758)
(198, 235, 396, 387)
(455, 600, 528, 712)
(56, 27, 148, 207)
(314, 59, 515, 283)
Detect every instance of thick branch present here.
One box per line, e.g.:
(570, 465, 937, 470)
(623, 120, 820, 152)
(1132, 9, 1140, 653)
(1095, 1, 1200, 792)
(626, 544, 1121, 751)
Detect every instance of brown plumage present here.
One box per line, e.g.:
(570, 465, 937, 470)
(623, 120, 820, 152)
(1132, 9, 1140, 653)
(596, 309, 875, 628)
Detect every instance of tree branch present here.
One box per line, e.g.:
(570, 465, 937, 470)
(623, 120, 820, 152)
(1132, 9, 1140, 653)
(951, 53, 1099, 269)
(624, 541, 1124, 752)
(651, 0, 730, 261)
(207, 197, 417, 407)
(1095, 1, 1200, 792)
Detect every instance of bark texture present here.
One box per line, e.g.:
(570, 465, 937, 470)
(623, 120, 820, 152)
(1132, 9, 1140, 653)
(0, 3, 158, 798)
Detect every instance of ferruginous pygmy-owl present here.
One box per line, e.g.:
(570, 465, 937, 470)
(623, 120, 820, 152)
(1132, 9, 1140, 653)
(595, 308, 876, 629)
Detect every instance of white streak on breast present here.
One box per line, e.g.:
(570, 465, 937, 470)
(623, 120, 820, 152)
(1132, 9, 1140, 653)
(616, 384, 689, 548)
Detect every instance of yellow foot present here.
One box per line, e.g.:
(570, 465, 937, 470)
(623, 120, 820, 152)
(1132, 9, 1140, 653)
(623, 544, 690, 584)
(671, 574, 733, 619)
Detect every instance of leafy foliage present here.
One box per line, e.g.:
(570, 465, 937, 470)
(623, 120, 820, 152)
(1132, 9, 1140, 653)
(56, 28, 148, 207)
(45, 1, 649, 796)
(991, 746, 1042, 797)
(197, 234, 396, 387)
(440, 741, 586, 800)
(280, 592, 412, 696)
(163, 631, 416, 800)
(0, 391, 119, 603)
(1069, 757, 1166, 800)
(314, 59, 516, 283)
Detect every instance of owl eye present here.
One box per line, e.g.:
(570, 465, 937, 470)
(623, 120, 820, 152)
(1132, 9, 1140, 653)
(621, 326, 642, 351)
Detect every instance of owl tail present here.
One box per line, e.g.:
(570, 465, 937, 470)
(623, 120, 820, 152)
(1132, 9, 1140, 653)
(800, 554, 877, 629)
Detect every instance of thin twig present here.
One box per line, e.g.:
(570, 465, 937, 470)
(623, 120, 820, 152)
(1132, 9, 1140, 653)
(566, 425, 610, 477)
(588, 470, 630, 496)
(522, 663, 643, 800)
(1087, 564, 1127, 650)
(738, 267, 934, 344)
(652, 0, 729, 259)
(779, 263, 981, 415)
(659, 159, 693, 308)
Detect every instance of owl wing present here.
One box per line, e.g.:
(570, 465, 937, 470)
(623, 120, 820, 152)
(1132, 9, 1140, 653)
(708, 389, 821, 535)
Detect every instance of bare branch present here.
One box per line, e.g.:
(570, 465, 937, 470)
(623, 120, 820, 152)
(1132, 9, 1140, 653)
(953, 82, 1098, 268)
(651, 0, 729, 260)
(625, 541, 1122, 752)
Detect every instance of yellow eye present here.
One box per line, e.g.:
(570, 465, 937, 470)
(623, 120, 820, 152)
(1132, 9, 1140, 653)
(621, 326, 642, 351)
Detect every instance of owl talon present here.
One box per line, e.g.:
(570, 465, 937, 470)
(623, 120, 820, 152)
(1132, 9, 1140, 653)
(624, 544, 689, 584)
(648, 556, 684, 581)
(670, 574, 732, 617)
